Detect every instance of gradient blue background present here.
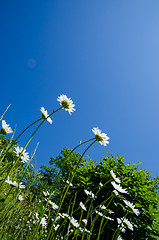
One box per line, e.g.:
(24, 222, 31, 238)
(1, 1, 159, 176)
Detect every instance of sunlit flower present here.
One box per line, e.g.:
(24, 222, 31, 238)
(112, 189, 119, 196)
(123, 218, 133, 231)
(14, 146, 30, 163)
(111, 181, 128, 194)
(95, 210, 103, 217)
(5, 176, 25, 188)
(66, 180, 73, 187)
(1, 120, 13, 134)
(110, 170, 121, 183)
(117, 218, 126, 233)
(57, 94, 75, 115)
(92, 127, 109, 146)
(117, 235, 123, 240)
(43, 191, 50, 197)
(79, 202, 87, 211)
(84, 189, 96, 199)
(49, 201, 59, 210)
(18, 195, 24, 201)
(40, 217, 47, 228)
(70, 217, 80, 228)
(40, 107, 52, 124)
(82, 219, 87, 225)
(99, 205, 106, 210)
(123, 200, 140, 216)
(99, 182, 103, 188)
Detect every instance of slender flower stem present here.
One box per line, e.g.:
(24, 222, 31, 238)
(1, 108, 62, 189)
(97, 196, 114, 239)
(31, 138, 96, 240)
(112, 211, 129, 240)
(47, 140, 97, 240)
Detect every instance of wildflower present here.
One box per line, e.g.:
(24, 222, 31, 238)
(14, 146, 30, 163)
(95, 210, 103, 217)
(82, 219, 87, 225)
(1, 120, 13, 134)
(43, 191, 50, 197)
(123, 218, 133, 231)
(40, 217, 47, 228)
(57, 94, 75, 115)
(117, 236, 123, 240)
(105, 216, 114, 221)
(112, 189, 119, 196)
(58, 213, 70, 219)
(117, 218, 126, 233)
(123, 200, 140, 216)
(5, 176, 25, 188)
(18, 195, 24, 201)
(99, 182, 103, 188)
(40, 107, 52, 124)
(110, 170, 121, 183)
(79, 202, 87, 211)
(49, 201, 59, 210)
(99, 205, 107, 210)
(70, 217, 80, 228)
(92, 127, 109, 146)
(84, 189, 96, 199)
(66, 180, 73, 187)
(85, 229, 91, 234)
(111, 181, 128, 194)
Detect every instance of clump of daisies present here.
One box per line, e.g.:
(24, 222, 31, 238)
(57, 94, 75, 115)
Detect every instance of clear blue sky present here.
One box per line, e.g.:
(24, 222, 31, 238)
(1, 1, 159, 176)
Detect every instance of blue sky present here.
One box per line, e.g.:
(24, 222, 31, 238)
(1, 1, 159, 176)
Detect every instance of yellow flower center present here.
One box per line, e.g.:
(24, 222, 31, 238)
(1, 128, 7, 135)
(95, 134, 103, 142)
(61, 100, 69, 109)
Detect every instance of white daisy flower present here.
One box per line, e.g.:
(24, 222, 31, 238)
(84, 189, 96, 199)
(117, 236, 124, 240)
(70, 217, 80, 228)
(1, 120, 13, 134)
(57, 94, 75, 115)
(123, 200, 140, 216)
(14, 146, 30, 163)
(40, 217, 47, 228)
(66, 180, 73, 187)
(117, 218, 126, 233)
(79, 202, 87, 211)
(99, 205, 106, 210)
(58, 213, 70, 219)
(112, 189, 119, 196)
(5, 176, 12, 185)
(95, 210, 103, 217)
(18, 195, 24, 201)
(92, 127, 109, 146)
(104, 216, 114, 221)
(123, 218, 133, 231)
(111, 181, 128, 194)
(48, 201, 59, 210)
(99, 182, 103, 188)
(85, 229, 91, 234)
(43, 191, 50, 197)
(82, 219, 87, 225)
(40, 107, 52, 124)
(5, 176, 25, 188)
(110, 170, 121, 183)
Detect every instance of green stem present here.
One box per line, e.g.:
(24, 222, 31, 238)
(47, 140, 97, 240)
